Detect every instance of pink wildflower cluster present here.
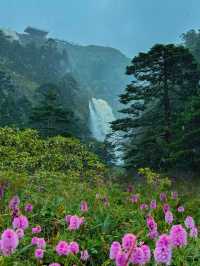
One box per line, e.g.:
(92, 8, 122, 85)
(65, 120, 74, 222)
(154, 234, 172, 265)
(163, 203, 170, 214)
(170, 225, 187, 247)
(12, 215, 29, 230)
(130, 194, 139, 203)
(31, 237, 46, 259)
(25, 203, 33, 212)
(109, 233, 151, 265)
(0, 229, 19, 256)
(185, 216, 198, 238)
(80, 201, 89, 212)
(140, 203, 148, 211)
(55, 240, 89, 261)
(9, 196, 20, 211)
(16, 228, 24, 239)
(154, 225, 187, 265)
(150, 199, 157, 209)
(56, 240, 79, 256)
(9, 196, 20, 218)
(81, 249, 90, 261)
(177, 206, 185, 213)
(171, 191, 178, 200)
(146, 216, 158, 239)
(160, 192, 167, 202)
(165, 211, 174, 225)
(32, 225, 42, 234)
(65, 215, 84, 230)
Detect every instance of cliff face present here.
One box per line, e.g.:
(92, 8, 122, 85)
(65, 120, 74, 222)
(55, 41, 130, 112)
(0, 27, 130, 136)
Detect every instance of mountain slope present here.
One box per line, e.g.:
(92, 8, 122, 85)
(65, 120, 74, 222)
(0, 27, 130, 136)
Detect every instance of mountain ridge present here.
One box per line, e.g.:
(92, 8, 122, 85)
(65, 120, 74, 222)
(0, 26, 130, 137)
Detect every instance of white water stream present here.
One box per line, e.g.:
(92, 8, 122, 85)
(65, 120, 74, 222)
(89, 97, 123, 165)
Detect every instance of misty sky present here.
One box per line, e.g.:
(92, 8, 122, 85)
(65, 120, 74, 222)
(0, 0, 200, 57)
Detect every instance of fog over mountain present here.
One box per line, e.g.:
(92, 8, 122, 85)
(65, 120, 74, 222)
(1, 0, 200, 56)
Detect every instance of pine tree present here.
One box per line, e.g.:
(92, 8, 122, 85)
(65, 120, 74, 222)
(112, 44, 200, 169)
(170, 95, 200, 171)
(29, 84, 73, 137)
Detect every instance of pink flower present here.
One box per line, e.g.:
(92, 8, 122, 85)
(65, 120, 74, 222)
(148, 229, 159, 240)
(141, 244, 151, 264)
(177, 206, 185, 213)
(56, 241, 68, 256)
(35, 248, 44, 259)
(12, 215, 29, 230)
(150, 199, 157, 209)
(130, 247, 145, 265)
(80, 201, 88, 212)
(25, 203, 33, 212)
(165, 211, 173, 224)
(157, 234, 171, 248)
(189, 227, 198, 238)
(49, 264, 61, 266)
(171, 191, 178, 200)
(147, 216, 158, 239)
(31, 237, 39, 245)
(65, 215, 72, 224)
(1, 229, 19, 256)
(154, 234, 172, 265)
(9, 196, 20, 210)
(147, 216, 157, 231)
(122, 233, 136, 251)
(115, 251, 127, 266)
(163, 204, 170, 214)
(170, 225, 187, 247)
(130, 194, 139, 203)
(110, 241, 121, 260)
(81, 250, 90, 261)
(68, 215, 84, 231)
(11, 207, 20, 219)
(31, 237, 46, 249)
(16, 228, 24, 239)
(184, 216, 195, 229)
(160, 192, 167, 202)
(37, 238, 46, 249)
(32, 226, 42, 234)
(127, 184, 134, 193)
(140, 203, 148, 210)
(154, 246, 172, 265)
(69, 241, 79, 254)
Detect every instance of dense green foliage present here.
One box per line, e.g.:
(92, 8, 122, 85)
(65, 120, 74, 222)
(112, 44, 200, 171)
(29, 84, 75, 137)
(0, 129, 199, 265)
(0, 128, 106, 177)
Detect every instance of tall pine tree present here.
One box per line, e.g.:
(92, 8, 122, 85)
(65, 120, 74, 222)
(112, 44, 200, 169)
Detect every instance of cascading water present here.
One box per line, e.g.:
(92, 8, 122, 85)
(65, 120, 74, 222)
(89, 98, 115, 142)
(89, 97, 123, 165)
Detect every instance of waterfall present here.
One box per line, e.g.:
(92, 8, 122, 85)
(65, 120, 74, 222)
(89, 98, 115, 142)
(89, 97, 123, 165)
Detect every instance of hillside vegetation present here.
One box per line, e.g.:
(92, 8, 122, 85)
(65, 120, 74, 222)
(0, 128, 199, 265)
